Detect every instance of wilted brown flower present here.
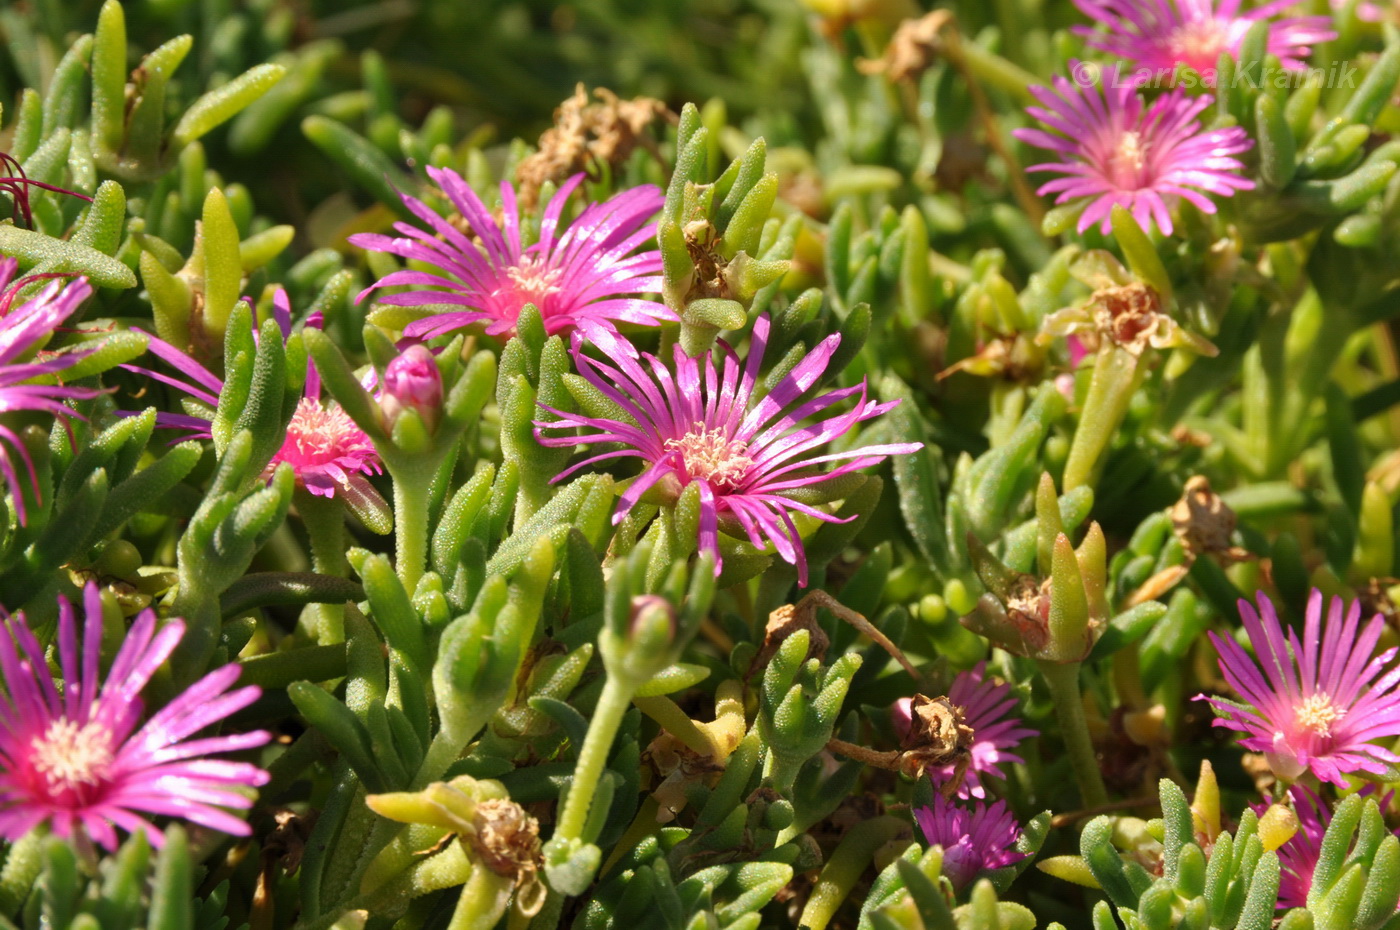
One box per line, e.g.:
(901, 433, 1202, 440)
(516, 84, 673, 209)
(856, 10, 952, 83)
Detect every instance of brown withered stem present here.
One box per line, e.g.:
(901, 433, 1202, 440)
(746, 590, 922, 684)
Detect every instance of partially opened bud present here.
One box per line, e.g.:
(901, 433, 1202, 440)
(381, 344, 443, 430)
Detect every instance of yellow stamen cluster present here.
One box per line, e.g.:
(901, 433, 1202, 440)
(666, 424, 754, 489)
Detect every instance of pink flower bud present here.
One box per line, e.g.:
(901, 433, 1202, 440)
(382, 345, 443, 429)
(891, 697, 913, 742)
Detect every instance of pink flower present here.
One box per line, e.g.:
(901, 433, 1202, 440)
(0, 261, 105, 523)
(534, 317, 920, 585)
(267, 396, 382, 500)
(1013, 70, 1254, 235)
(349, 170, 673, 340)
(0, 584, 269, 849)
(897, 663, 1038, 800)
(123, 292, 384, 504)
(1198, 589, 1400, 786)
(914, 794, 1025, 890)
(380, 344, 443, 428)
(1072, 0, 1334, 79)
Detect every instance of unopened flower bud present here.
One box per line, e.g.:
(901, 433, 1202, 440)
(381, 345, 443, 429)
(604, 594, 678, 684)
(628, 594, 676, 645)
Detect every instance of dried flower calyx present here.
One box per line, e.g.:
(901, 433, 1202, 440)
(1042, 251, 1218, 358)
(366, 777, 545, 916)
(1171, 475, 1249, 563)
(829, 693, 974, 784)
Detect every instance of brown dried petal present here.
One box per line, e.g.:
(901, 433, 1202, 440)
(856, 10, 952, 83)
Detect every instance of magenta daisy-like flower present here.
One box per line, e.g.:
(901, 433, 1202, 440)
(267, 396, 381, 499)
(0, 584, 269, 849)
(1013, 71, 1254, 235)
(1072, 0, 1334, 78)
(914, 794, 1026, 891)
(534, 317, 920, 585)
(1198, 589, 1400, 787)
(897, 663, 1038, 800)
(124, 293, 384, 504)
(0, 260, 104, 523)
(349, 169, 673, 341)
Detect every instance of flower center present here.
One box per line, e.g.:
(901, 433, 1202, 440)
(1296, 693, 1344, 738)
(283, 398, 368, 465)
(666, 424, 753, 489)
(1168, 20, 1228, 73)
(1106, 131, 1151, 188)
(501, 257, 564, 309)
(30, 718, 113, 793)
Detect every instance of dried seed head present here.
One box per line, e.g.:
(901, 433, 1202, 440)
(899, 694, 975, 784)
(1091, 282, 1164, 355)
(1005, 576, 1053, 654)
(1170, 475, 1248, 562)
(516, 84, 673, 209)
(469, 798, 542, 879)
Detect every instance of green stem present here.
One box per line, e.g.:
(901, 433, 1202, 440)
(1063, 345, 1142, 492)
(166, 588, 221, 687)
(300, 489, 349, 576)
(949, 35, 1039, 105)
(445, 865, 514, 930)
(391, 464, 432, 594)
(1267, 298, 1355, 477)
(1038, 660, 1109, 809)
(298, 489, 349, 643)
(412, 703, 496, 790)
(556, 675, 634, 842)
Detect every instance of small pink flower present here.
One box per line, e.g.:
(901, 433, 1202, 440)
(1198, 589, 1400, 786)
(0, 584, 269, 849)
(124, 292, 384, 504)
(1072, 0, 1334, 79)
(267, 396, 382, 500)
(534, 317, 920, 585)
(381, 344, 443, 428)
(350, 170, 673, 340)
(0, 260, 105, 523)
(1013, 70, 1254, 235)
(914, 794, 1025, 890)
